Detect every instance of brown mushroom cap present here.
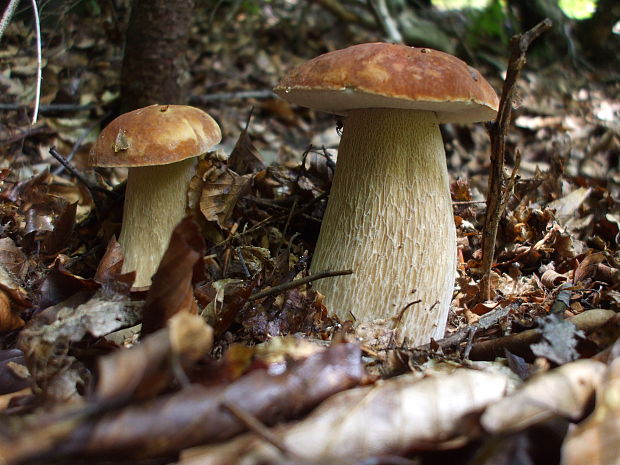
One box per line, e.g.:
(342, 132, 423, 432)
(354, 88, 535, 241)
(90, 104, 222, 168)
(274, 43, 499, 124)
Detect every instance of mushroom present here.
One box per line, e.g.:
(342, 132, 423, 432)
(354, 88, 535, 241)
(274, 43, 498, 345)
(90, 104, 221, 288)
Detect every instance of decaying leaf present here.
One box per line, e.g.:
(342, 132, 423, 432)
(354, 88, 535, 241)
(93, 236, 135, 293)
(181, 368, 511, 465)
(228, 123, 266, 175)
(199, 162, 253, 229)
(48, 343, 362, 461)
(481, 359, 607, 434)
(17, 290, 143, 401)
(0, 238, 28, 280)
(96, 312, 213, 402)
(531, 314, 585, 364)
(561, 357, 620, 465)
(0, 289, 24, 332)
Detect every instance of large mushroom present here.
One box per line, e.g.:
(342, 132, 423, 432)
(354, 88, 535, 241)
(275, 43, 498, 345)
(90, 104, 221, 288)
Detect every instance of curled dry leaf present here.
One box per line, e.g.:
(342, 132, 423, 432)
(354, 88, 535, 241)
(52, 343, 362, 461)
(481, 359, 607, 434)
(96, 312, 213, 402)
(561, 357, 620, 465)
(181, 368, 510, 465)
(93, 236, 135, 294)
(0, 289, 25, 332)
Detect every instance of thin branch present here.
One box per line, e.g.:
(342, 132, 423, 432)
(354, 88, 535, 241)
(189, 90, 276, 104)
(30, 0, 41, 125)
(221, 402, 299, 460)
(248, 269, 353, 301)
(479, 18, 552, 302)
(0, 0, 20, 41)
(207, 192, 328, 253)
(49, 146, 117, 199)
(368, 0, 403, 43)
(0, 103, 95, 112)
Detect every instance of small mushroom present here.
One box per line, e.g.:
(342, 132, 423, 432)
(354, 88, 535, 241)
(90, 104, 221, 288)
(275, 43, 498, 344)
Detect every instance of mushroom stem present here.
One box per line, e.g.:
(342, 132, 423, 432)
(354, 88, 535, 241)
(310, 108, 456, 345)
(119, 157, 197, 287)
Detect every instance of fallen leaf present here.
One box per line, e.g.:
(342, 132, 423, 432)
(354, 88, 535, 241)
(96, 312, 213, 402)
(228, 124, 266, 175)
(531, 314, 585, 364)
(181, 368, 510, 465)
(561, 357, 620, 465)
(481, 359, 606, 434)
(45, 343, 362, 461)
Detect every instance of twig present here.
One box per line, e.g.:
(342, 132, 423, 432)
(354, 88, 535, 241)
(221, 401, 299, 460)
(368, 0, 403, 43)
(479, 19, 552, 302)
(207, 192, 328, 253)
(53, 115, 107, 175)
(189, 90, 276, 104)
(235, 247, 251, 278)
(0, 0, 20, 41)
(49, 147, 116, 199)
(453, 200, 486, 205)
(315, 0, 375, 27)
(0, 103, 95, 112)
(248, 269, 353, 301)
(30, 0, 41, 125)
(0, 126, 50, 145)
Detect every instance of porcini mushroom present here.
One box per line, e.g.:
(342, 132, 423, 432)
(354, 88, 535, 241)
(90, 104, 221, 288)
(274, 43, 498, 345)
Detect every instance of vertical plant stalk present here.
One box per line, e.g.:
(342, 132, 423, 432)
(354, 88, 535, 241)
(479, 18, 553, 302)
(30, 0, 41, 124)
(0, 0, 21, 41)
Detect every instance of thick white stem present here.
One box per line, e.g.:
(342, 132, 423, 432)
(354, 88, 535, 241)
(310, 108, 456, 345)
(119, 158, 196, 287)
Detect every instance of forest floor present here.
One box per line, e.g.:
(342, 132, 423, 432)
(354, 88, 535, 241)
(0, 2, 619, 465)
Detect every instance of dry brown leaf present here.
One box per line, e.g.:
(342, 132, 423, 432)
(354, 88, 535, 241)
(200, 168, 253, 229)
(181, 368, 510, 465)
(0, 262, 30, 310)
(561, 357, 620, 465)
(228, 124, 266, 175)
(0, 289, 24, 332)
(481, 359, 607, 434)
(0, 238, 28, 280)
(96, 313, 213, 402)
(51, 343, 363, 461)
(93, 236, 135, 293)
(18, 290, 143, 402)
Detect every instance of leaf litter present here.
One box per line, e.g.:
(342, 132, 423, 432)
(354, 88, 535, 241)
(0, 2, 619, 465)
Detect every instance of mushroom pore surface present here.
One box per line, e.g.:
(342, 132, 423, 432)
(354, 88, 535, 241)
(310, 108, 456, 344)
